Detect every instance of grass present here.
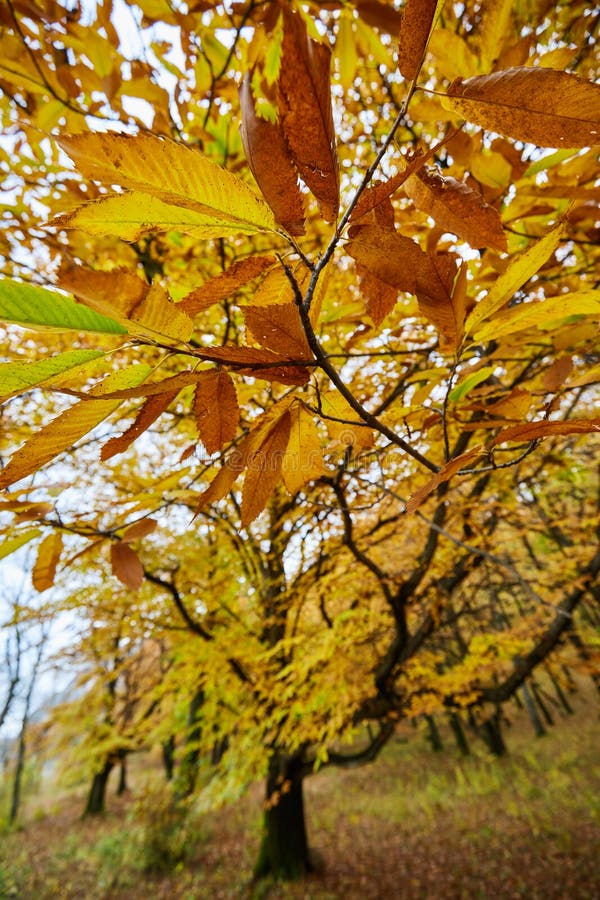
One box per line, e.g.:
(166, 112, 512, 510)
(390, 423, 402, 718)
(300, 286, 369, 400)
(1, 698, 599, 899)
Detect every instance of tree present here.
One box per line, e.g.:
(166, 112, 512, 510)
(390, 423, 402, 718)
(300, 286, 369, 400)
(1, 0, 599, 880)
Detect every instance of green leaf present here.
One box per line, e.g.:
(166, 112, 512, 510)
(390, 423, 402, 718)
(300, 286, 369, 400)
(449, 366, 495, 402)
(0, 279, 127, 334)
(0, 351, 104, 402)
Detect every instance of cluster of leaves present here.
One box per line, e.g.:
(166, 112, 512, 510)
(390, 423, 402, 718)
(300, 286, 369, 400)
(0, 0, 599, 830)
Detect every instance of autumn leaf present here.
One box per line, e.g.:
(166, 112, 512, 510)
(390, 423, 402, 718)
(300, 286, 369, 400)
(58, 266, 193, 343)
(240, 74, 305, 235)
(179, 256, 276, 317)
(243, 303, 312, 360)
(0, 365, 151, 489)
(198, 345, 310, 386)
(466, 221, 565, 335)
(193, 370, 239, 455)
(472, 290, 600, 342)
(100, 390, 179, 461)
(282, 404, 325, 494)
(277, 7, 339, 222)
(404, 166, 507, 252)
(398, 0, 443, 81)
(0, 529, 42, 562)
(110, 540, 144, 590)
(406, 447, 483, 513)
(241, 410, 292, 527)
(0, 350, 104, 402)
(57, 131, 277, 235)
(490, 419, 600, 446)
(442, 68, 600, 148)
(32, 532, 63, 592)
(121, 518, 158, 542)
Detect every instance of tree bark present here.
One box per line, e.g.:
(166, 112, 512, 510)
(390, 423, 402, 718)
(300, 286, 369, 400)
(84, 760, 114, 816)
(116, 750, 128, 795)
(254, 752, 311, 881)
(162, 735, 175, 781)
(448, 712, 470, 755)
(480, 708, 507, 756)
(521, 683, 546, 738)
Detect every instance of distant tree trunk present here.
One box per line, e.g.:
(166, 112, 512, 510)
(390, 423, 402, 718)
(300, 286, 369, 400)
(481, 708, 507, 756)
(175, 688, 204, 800)
(424, 715, 443, 752)
(548, 671, 574, 715)
(116, 749, 128, 795)
(521, 683, 546, 737)
(84, 760, 114, 816)
(254, 751, 311, 881)
(448, 712, 470, 755)
(530, 680, 554, 726)
(9, 628, 45, 824)
(162, 735, 175, 781)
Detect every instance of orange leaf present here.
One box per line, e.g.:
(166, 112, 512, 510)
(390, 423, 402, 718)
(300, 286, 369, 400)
(178, 255, 275, 317)
(358, 266, 398, 327)
(193, 370, 239, 455)
(110, 541, 144, 591)
(240, 75, 305, 236)
(398, 0, 441, 81)
(278, 8, 339, 222)
(100, 390, 179, 461)
(32, 532, 63, 592)
(241, 410, 292, 526)
(490, 418, 600, 446)
(404, 167, 507, 251)
(442, 68, 600, 148)
(406, 447, 482, 513)
(243, 303, 312, 360)
(356, 0, 403, 33)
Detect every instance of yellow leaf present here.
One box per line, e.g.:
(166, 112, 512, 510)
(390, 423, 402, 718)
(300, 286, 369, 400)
(58, 266, 193, 343)
(57, 132, 276, 235)
(466, 221, 564, 335)
(320, 392, 373, 451)
(32, 532, 63, 592)
(442, 68, 600, 148)
(0, 365, 151, 489)
(473, 290, 600, 342)
(282, 405, 325, 494)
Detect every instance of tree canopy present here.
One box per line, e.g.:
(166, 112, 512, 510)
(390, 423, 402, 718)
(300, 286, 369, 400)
(0, 0, 599, 880)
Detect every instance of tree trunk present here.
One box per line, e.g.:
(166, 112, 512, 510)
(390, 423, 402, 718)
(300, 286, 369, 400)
(424, 714, 443, 752)
(521, 683, 546, 737)
(254, 752, 311, 881)
(162, 735, 175, 781)
(175, 688, 204, 800)
(481, 708, 507, 756)
(448, 712, 470, 755)
(84, 760, 114, 816)
(116, 750, 128, 795)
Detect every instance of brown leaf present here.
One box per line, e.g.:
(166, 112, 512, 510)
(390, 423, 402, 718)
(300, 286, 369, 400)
(406, 447, 482, 513)
(443, 68, 600, 148)
(111, 541, 144, 591)
(542, 356, 573, 393)
(351, 151, 427, 221)
(178, 255, 276, 316)
(193, 370, 239, 454)
(241, 410, 292, 526)
(358, 266, 398, 327)
(490, 418, 600, 446)
(404, 166, 507, 251)
(243, 303, 312, 360)
(199, 345, 310, 386)
(278, 7, 339, 221)
(240, 75, 305, 235)
(415, 252, 464, 352)
(355, 0, 404, 33)
(100, 391, 179, 461)
(121, 518, 158, 542)
(398, 0, 441, 81)
(32, 532, 63, 592)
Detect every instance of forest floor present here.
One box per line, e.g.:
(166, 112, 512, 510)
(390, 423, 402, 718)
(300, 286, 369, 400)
(1, 700, 599, 900)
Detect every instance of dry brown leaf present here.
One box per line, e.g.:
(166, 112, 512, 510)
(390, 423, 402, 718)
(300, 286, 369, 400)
(358, 266, 398, 327)
(198, 345, 310, 385)
(101, 391, 179, 461)
(404, 166, 507, 251)
(443, 68, 600, 147)
(193, 369, 239, 455)
(278, 8, 339, 222)
(121, 518, 158, 542)
(110, 541, 144, 590)
(398, 0, 441, 81)
(240, 75, 305, 235)
(406, 447, 482, 513)
(356, 0, 404, 33)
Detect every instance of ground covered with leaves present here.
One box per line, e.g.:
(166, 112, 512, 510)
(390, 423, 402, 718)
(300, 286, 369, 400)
(2, 709, 599, 900)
